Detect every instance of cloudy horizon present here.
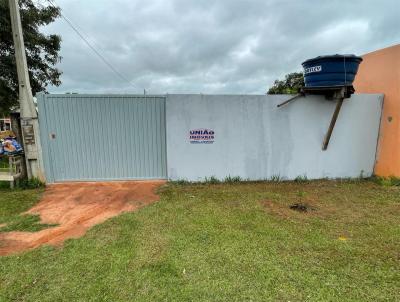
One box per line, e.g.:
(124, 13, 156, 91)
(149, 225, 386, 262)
(40, 0, 399, 95)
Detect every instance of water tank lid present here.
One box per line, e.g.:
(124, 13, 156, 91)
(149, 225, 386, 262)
(302, 54, 363, 65)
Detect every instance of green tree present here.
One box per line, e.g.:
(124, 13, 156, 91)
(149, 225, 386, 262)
(0, 0, 61, 114)
(267, 72, 304, 94)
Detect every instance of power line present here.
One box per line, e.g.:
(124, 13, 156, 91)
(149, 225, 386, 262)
(45, 0, 143, 92)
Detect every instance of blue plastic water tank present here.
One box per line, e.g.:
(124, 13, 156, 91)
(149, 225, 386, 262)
(302, 54, 362, 87)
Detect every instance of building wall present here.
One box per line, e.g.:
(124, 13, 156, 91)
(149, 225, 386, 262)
(354, 44, 400, 177)
(166, 94, 383, 181)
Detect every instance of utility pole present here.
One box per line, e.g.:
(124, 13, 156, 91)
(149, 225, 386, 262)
(8, 0, 44, 180)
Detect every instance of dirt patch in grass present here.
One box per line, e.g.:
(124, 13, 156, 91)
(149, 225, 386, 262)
(0, 181, 164, 256)
(260, 180, 400, 228)
(261, 199, 333, 220)
(289, 203, 316, 212)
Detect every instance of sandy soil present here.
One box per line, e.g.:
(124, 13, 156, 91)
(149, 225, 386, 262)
(0, 181, 165, 256)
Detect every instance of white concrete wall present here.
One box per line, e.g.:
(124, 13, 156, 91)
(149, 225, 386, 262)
(166, 94, 383, 181)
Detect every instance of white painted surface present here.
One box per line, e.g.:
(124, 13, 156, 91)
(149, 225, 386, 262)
(166, 94, 383, 181)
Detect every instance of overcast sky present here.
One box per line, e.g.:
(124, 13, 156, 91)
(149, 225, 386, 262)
(41, 0, 399, 95)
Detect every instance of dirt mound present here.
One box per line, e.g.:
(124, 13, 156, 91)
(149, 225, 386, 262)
(0, 181, 165, 256)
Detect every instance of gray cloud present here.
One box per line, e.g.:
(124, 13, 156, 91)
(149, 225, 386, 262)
(41, 0, 400, 94)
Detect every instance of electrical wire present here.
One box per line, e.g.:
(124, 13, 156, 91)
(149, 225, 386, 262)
(45, 0, 144, 92)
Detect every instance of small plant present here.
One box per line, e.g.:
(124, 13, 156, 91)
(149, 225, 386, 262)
(172, 179, 191, 185)
(224, 175, 242, 183)
(294, 174, 308, 183)
(344, 170, 367, 183)
(297, 191, 307, 197)
(373, 176, 400, 187)
(269, 174, 282, 182)
(204, 176, 220, 184)
(18, 178, 45, 189)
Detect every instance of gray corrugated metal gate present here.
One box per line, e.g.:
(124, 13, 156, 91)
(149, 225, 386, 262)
(37, 94, 167, 182)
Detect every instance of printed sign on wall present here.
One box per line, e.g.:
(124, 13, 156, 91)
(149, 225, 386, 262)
(189, 128, 215, 144)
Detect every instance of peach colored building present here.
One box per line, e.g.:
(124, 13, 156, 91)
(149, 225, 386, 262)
(354, 44, 400, 177)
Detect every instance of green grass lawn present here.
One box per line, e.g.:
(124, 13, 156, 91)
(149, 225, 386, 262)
(0, 182, 52, 233)
(1, 180, 399, 301)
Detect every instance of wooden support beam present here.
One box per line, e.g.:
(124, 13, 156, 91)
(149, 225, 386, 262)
(322, 98, 344, 150)
(276, 94, 303, 108)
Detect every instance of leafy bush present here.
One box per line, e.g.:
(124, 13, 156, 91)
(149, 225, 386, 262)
(224, 175, 242, 183)
(294, 175, 308, 183)
(172, 179, 191, 185)
(18, 178, 45, 189)
(269, 175, 283, 182)
(267, 72, 304, 94)
(204, 176, 220, 184)
(373, 176, 400, 187)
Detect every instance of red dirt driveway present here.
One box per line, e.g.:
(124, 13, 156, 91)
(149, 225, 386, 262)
(0, 181, 165, 256)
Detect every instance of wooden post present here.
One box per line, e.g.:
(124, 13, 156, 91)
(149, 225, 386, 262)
(322, 98, 344, 150)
